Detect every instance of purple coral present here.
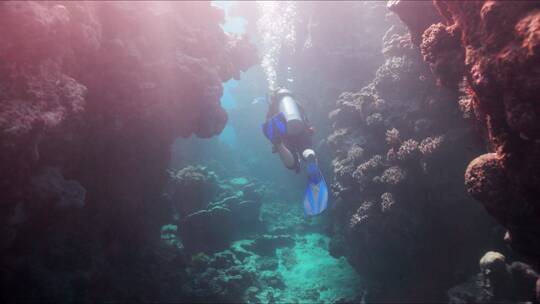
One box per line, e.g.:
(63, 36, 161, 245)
(353, 155, 383, 181)
(419, 136, 445, 157)
(386, 147, 398, 162)
(385, 128, 400, 145)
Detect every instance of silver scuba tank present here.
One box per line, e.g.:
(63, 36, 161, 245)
(275, 89, 305, 135)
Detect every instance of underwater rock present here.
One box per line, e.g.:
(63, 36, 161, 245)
(287, 2, 390, 120)
(242, 235, 295, 257)
(420, 22, 464, 90)
(182, 248, 257, 303)
(393, 0, 540, 278)
(257, 258, 279, 272)
(327, 14, 503, 302)
(537, 278, 540, 303)
(387, 0, 444, 46)
(167, 165, 220, 216)
(479, 251, 506, 274)
(183, 232, 361, 304)
(464, 153, 514, 221)
(230, 200, 263, 229)
(178, 176, 263, 254)
(0, 2, 257, 302)
(448, 251, 539, 303)
(31, 166, 86, 209)
(180, 207, 236, 254)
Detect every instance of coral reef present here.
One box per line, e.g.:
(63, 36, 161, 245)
(386, 0, 443, 45)
(391, 0, 540, 300)
(167, 166, 220, 216)
(326, 19, 503, 302)
(165, 165, 268, 253)
(181, 232, 361, 304)
(0, 2, 256, 302)
(171, 168, 264, 254)
(158, 172, 362, 304)
(448, 251, 538, 303)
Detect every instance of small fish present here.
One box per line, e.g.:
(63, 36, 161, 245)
(252, 96, 267, 104)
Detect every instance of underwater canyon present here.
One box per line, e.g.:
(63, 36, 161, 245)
(1, 1, 540, 303)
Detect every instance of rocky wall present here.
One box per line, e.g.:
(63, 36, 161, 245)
(0, 2, 257, 302)
(326, 18, 504, 302)
(390, 0, 540, 300)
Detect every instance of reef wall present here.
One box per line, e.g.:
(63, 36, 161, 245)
(389, 0, 540, 301)
(326, 13, 507, 301)
(0, 2, 256, 302)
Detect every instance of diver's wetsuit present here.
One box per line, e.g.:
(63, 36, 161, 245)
(266, 97, 313, 172)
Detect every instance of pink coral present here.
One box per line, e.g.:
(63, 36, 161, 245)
(350, 200, 374, 228)
(397, 139, 419, 161)
(419, 136, 445, 157)
(385, 128, 400, 145)
(353, 155, 383, 181)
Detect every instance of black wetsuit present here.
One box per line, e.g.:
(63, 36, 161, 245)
(266, 98, 313, 172)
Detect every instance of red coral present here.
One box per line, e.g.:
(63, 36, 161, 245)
(420, 23, 464, 90)
(0, 3, 257, 301)
(394, 0, 540, 272)
(387, 0, 444, 45)
(0, 1, 257, 206)
(464, 153, 512, 222)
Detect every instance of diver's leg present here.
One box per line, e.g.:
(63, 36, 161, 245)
(302, 148, 316, 162)
(276, 143, 297, 170)
(298, 130, 315, 162)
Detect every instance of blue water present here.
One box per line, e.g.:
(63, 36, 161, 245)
(213, 1, 247, 147)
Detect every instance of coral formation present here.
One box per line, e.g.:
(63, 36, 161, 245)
(171, 169, 264, 254)
(448, 251, 539, 303)
(181, 232, 361, 304)
(159, 174, 362, 304)
(391, 1, 540, 300)
(167, 166, 220, 216)
(2, 1, 539, 302)
(326, 17, 503, 302)
(0, 2, 256, 302)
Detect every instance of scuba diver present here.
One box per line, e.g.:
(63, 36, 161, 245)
(262, 88, 329, 216)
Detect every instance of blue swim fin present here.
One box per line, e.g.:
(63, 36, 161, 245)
(303, 160, 328, 216)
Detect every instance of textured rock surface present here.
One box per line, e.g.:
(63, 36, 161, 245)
(0, 2, 256, 302)
(387, 0, 443, 45)
(390, 0, 540, 300)
(176, 171, 264, 254)
(167, 166, 220, 216)
(448, 251, 539, 303)
(326, 18, 503, 302)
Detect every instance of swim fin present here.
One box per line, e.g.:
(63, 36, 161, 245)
(303, 159, 328, 216)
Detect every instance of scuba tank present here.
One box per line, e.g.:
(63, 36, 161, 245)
(274, 88, 305, 135)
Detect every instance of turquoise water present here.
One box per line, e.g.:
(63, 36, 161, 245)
(213, 1, 243, 147)
(167, 2, 363, 302)
(218, 80, 239, 147)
